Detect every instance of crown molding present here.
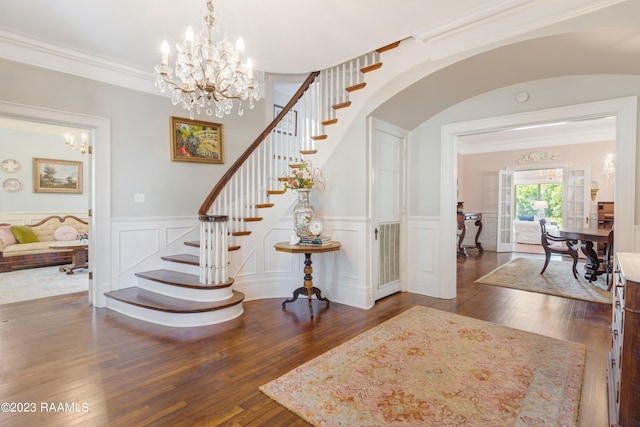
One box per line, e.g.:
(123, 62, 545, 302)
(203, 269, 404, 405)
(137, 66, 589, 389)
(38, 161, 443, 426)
(458, 126, 615, 155)
(0, 28, 157, 94)
(413, 0, 628, 60)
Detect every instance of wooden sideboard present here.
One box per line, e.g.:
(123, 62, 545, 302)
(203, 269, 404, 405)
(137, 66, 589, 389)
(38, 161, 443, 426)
(608, 252, 640, 426)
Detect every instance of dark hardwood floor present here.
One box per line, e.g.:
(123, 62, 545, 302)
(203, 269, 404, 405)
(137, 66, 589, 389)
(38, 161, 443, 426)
(0, 251, 610, 426)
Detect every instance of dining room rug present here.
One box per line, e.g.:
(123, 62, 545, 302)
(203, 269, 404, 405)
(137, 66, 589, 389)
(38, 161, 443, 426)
(0, 265, 87, 305)
(474, 257, 611, 304)
(260, 306, 585, 426)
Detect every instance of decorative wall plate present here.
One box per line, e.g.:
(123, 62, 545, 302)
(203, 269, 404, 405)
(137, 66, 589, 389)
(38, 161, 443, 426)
(2, 159, 20, 173)
(3, 178, 22, 192)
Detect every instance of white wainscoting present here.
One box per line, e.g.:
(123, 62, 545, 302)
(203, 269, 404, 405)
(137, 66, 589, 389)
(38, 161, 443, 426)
(108, 215, 369, 310)
(229, 216, 370, 309)
(109, 212, 640, 312)
(406, 216, 445, 297)
(110, 217, 200, 297)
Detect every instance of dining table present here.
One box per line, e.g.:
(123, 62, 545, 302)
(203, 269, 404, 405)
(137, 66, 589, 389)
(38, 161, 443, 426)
(558, 227, 612, 281)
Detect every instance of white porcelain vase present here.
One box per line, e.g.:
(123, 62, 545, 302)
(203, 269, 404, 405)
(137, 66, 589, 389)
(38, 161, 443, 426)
(293, 188, 315, 238)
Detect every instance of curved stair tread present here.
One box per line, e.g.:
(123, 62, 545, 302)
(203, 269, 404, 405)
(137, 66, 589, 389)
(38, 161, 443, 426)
(135, 269, 234, 289)
(161, 254, 198, 265)
(104, 288, 245, 313)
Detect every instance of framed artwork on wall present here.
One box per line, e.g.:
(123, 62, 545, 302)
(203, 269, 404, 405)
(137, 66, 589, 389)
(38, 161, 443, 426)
(32, 158, 83, 194)
(170, 116, 224, 164)
(274, 105, 297, 136)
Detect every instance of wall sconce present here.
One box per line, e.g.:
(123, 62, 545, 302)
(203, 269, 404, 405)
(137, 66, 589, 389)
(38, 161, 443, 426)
(65, 133, 88, 155)
(591, 180, 600, 201)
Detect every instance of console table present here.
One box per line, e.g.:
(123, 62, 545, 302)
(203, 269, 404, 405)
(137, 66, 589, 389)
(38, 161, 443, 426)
(274, 241, 341, 318)
(48, 240, 88, 274)
(457, 212, 483, 257)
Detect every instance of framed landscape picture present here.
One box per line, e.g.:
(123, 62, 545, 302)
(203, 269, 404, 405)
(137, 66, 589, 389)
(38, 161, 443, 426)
(32, 158, 83, 194)
(170, 116, 224, 164)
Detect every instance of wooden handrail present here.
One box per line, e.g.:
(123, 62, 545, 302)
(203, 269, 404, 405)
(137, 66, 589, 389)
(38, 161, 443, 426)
(198, 71, 321, 216)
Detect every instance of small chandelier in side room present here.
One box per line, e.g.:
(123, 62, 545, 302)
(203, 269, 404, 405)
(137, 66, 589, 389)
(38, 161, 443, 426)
(603, 152, 615, 181)
(154, 0, 260, 119)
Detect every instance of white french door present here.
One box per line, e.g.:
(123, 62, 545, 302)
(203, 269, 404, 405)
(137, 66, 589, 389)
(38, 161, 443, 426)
(496, 170, 514, 252)
(563, 166, 591, 228)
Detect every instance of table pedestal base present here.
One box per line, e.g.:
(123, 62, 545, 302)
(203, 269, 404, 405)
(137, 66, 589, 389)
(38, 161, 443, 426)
(58, 247, 88, 275)
(580, 240, 602, 282)
(281, 253, 330, 318)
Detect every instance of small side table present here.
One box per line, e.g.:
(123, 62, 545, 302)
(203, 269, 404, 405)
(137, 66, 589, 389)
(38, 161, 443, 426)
(48, 240, 88, 274)
(274, 241, 341, 318)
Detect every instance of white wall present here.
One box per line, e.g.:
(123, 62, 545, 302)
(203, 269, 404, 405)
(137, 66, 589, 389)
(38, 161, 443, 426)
(459, 140, 616, 214)
(0, 58, 267, 220)
(0, 127, 88, 215)
(410, 75, 640, 218)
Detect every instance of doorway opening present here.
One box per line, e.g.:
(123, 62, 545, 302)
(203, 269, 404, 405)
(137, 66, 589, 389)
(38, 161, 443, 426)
(0, 100, 112, 307)
(444, 96, 637, 299)
(0, 117, 91, 304)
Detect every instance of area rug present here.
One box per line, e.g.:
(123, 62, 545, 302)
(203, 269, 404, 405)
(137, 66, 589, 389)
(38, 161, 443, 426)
(475, 257, 611, 304)
(260, 306, 585, 426)
(0, 266, 88, 305)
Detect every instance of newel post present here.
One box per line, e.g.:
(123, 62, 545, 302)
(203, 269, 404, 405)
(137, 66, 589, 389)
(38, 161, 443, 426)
(199, 215, 229, 285)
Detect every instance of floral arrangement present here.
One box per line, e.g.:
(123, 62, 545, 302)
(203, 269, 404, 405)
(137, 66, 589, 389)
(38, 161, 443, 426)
(283, 161, 325, 192)
(77, 232, 89, 241)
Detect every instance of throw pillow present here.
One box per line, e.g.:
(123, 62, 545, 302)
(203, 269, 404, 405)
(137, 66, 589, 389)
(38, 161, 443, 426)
(54, 225, 79, 241)
(0, 225, 17, 246)
(10, 225, 39, 244)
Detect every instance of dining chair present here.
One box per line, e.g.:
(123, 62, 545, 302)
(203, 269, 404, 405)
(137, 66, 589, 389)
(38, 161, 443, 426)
(540, 219, 579, 279)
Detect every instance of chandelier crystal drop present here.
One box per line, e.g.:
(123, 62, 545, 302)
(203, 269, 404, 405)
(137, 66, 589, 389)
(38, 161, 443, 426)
(154, 0, 260, 119)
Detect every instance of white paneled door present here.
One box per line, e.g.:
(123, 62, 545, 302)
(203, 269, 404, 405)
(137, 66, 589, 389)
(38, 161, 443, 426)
(372, 120, 405, 301)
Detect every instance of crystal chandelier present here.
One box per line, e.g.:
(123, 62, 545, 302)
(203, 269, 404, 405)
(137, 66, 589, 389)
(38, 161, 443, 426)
(154, 0, 260, 119)
(603, 152, 615, 180)
(537, 168, 561, 180)
(64, 133, 88, 155)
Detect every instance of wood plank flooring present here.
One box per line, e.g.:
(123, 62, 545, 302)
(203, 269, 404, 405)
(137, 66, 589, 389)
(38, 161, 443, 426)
(0, 251, 611, 426)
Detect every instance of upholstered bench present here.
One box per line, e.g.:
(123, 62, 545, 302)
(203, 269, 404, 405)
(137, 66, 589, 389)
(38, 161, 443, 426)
(0, 215, 88, 272)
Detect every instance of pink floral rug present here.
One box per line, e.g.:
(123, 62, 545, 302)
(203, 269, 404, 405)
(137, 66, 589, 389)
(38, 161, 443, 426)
(260, 306, 585, 426)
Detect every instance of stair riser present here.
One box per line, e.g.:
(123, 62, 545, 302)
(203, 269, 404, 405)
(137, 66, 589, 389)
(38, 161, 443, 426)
(161, 260, 200, 275)
(137, 278, 234, 302)
(106, 299, 244, 327)
(183, 245, 200, 257)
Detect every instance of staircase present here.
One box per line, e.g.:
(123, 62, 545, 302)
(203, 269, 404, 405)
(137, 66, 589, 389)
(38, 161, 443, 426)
(105, 41, 401, 327)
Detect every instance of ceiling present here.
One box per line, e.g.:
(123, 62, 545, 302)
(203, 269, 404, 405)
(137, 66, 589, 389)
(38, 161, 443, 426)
(0, 0, 494, 75)
(0, 0, 634, 151)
